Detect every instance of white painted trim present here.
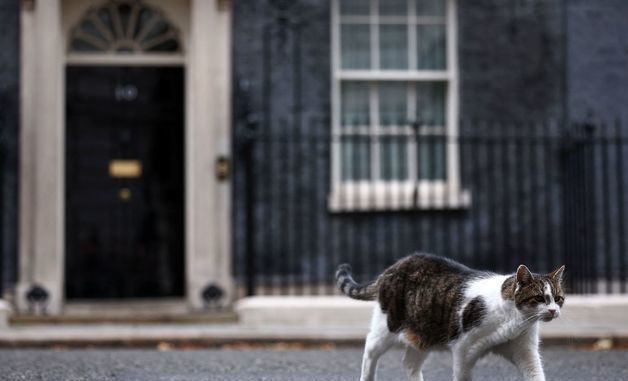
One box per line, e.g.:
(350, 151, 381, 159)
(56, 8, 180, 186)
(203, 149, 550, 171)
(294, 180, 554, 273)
(18, 0, 233, 314)
(337, 70, 449, 81)
(185, 0, 233, 309)
(17, 0, 65, 314)
(407, 83, 418, 183)
(445, 0, 461, 195)
(66, 53, 185, 66)
(370, 0, 379, 70)
(340, 15, 446, 25)
(408, 0, 417, 71)
(330, 0, 342, 190)
(330, 0, 464, 212)
(0, 300, 12, 328)
(328, 182, 471, 212)
(18, 0, 35, 299)
(369, 82, 380, 181)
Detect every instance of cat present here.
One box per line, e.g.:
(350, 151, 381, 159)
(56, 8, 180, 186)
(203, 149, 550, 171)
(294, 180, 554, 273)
(336, 253, 565, 381)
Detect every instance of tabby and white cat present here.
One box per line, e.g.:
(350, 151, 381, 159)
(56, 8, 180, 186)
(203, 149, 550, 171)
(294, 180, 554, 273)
(336, 253, 565, 381)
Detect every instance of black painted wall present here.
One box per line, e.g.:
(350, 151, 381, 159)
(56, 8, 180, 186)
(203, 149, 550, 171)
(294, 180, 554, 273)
(566, 0, 628, 122)
(459, 0, 565, 120)
(2, 0, 627, 296)
(564, 0, 628, 291)
(231, 0, 581, 294)
(0, 0, 19, 296)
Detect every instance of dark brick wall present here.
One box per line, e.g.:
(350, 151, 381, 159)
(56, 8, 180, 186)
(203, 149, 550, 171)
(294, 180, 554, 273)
(0, 0, 19, 294)
(232, 0, 333, 287)
(232, 0, 567, 125)
(231, 0, 575, 294)
(564, 1, 628, 289)
(567, 0, 628, 122)
(232, 0, 331, 131)
(459, 0, 565, 121)
(234, 0, 628, 292)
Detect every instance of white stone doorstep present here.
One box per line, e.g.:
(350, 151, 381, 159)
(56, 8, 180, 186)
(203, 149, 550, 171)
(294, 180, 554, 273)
(0, 324, 369, 345)
(0, 300, 12, 328)
(235, 295, 628, 330)
(0, 295, 627, 345)
(236, 296, 376, 326)
(0, 323, 627, 346)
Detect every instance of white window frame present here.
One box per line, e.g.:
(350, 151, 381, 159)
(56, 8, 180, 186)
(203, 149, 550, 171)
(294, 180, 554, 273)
(329, 0, 469, 211)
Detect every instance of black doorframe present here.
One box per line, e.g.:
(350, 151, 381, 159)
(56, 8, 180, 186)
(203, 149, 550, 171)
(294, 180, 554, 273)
(64, 65, 185, 300)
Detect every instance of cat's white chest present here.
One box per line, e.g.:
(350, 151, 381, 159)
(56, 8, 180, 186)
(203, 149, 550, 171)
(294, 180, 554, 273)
(462, 275, 532, 344)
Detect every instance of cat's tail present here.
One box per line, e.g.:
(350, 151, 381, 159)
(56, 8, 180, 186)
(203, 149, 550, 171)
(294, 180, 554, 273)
(335, 264, 378, 301)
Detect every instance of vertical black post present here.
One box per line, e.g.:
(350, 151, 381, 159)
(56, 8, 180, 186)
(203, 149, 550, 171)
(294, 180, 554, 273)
(292, 21, 303, 293)
(528, 122, 540, 270)
(488, 122, 500, 270)
(544, 121, 558, 275)
(243, 122, 258, 297)
(600, 121, 612, 293)
(514, 122, 525, 271)
(615, 120, 627, 293)
(456, 122, 469, 266)
(582, 123, 597, 293)
(476, 121, 488, 268)
(0, 130, 4, 297)
(544, 123, 556, 271)
(560, 124, 577, 292)
(560, 121, 597, 293)
(471, 122, 483, 268)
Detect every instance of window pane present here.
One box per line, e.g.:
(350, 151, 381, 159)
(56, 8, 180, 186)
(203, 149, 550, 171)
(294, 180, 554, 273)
(417, 25, 446, 69)
(379, 0, 408, 16)
(342, 136, 371, 180)
(341, 82, 370, 127)
(341, 24, 371, 69)
(379, 24, 408, 70)
(418, 136, 447, 180)
(379, 82, 407, 126)
(381, 136, 408, 180)
(416, 82, 446, 126)
(416, 0, 446, 16)
(340, 0, 370, 16)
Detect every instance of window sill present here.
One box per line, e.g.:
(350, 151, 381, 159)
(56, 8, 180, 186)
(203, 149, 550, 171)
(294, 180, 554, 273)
(328, 182, 471, 212)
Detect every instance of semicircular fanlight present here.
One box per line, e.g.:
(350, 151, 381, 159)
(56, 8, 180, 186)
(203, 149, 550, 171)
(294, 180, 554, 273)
(69, 0, 181, 53)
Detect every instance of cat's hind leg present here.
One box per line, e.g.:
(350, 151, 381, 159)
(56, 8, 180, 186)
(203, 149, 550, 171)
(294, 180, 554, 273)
(402, 346, 429, 381)
(360, 306, 396, 381)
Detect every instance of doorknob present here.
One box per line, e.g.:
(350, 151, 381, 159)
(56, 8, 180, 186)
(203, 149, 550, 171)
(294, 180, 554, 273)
(215, 156, 230, 181)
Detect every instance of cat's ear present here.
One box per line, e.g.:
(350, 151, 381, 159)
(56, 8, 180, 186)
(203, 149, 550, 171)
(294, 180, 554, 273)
(516, 265, 533, 285)
(549, 265, 565, 283)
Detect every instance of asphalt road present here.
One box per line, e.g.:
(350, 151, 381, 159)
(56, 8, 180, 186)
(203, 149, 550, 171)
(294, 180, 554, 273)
(1, 348, 627, 381)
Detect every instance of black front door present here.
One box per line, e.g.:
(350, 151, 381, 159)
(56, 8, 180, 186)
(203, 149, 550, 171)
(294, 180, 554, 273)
(65, 66, 184, 299)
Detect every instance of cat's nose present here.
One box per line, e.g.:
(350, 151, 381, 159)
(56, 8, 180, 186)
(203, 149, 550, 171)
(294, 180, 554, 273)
(548, 309, 557, 317)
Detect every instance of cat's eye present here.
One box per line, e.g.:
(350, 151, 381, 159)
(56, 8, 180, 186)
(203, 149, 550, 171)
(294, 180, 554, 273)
(534, 296, 545, 303)
(554, 296, 563, 303)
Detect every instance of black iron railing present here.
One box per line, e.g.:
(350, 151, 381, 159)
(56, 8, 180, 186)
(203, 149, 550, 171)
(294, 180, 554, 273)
(233, 120, 628, 296)
(0, 128, 4, 297)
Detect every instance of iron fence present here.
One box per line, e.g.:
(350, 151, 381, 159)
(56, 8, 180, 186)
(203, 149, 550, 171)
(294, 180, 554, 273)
(0, 128, 4, 297)
(233, 119, 628, 297)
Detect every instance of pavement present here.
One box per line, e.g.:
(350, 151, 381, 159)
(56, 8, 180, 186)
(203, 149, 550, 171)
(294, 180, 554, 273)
(0, 295, 627, 348)
(1, 348, 627, 381)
